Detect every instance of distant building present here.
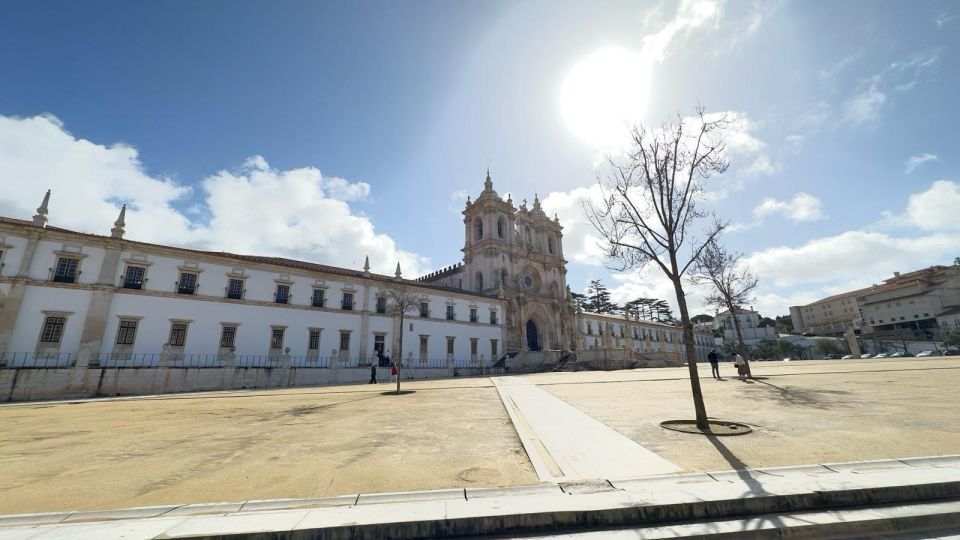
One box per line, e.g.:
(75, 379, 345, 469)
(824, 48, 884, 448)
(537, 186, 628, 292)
(789, 289, 868, 337)
(789, 264, 960, 340)
(577, 311, 714, 362)
(713, 308, 777, 343)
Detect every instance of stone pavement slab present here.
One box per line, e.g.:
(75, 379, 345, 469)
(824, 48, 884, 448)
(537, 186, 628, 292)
(1, 455, 958, 539)
(492, 376, 679, 482)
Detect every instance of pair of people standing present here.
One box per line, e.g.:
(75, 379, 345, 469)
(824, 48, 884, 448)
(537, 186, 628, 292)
(707, 350, 749, 381)
(370, 350, 398, 384)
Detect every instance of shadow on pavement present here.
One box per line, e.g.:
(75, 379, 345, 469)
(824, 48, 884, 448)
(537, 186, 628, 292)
(748, 379, 851, 409)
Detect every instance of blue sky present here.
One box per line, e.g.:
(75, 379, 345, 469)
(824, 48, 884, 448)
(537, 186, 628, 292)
(1, 0, 958, 317)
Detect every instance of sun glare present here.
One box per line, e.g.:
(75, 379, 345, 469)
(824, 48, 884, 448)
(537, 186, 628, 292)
(560, 48, 651, 150)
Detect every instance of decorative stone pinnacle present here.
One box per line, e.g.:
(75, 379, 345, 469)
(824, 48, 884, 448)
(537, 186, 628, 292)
(363, 255, 370, 275)
(110, 204, 127, 239)
(32, 189, 51, 227)
(484, 169, 493, 192)
(394, 262, 402, 280)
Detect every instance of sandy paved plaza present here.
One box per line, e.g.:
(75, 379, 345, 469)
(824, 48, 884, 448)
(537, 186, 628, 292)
(0, 357, 958, 514)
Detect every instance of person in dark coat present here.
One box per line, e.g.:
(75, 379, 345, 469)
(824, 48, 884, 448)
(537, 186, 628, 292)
(708, 350, 720, 379)
(369, 363, 377, 384)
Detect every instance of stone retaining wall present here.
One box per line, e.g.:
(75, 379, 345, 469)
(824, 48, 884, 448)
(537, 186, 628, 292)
(0, 365, 491, 402)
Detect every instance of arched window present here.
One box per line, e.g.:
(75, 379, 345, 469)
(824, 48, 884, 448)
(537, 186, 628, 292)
(476, 271, 484, 290)
(497, 217, 505, 239)
(500, 268, 507, 285)
(548, 235, 555, 254)
(474, 218, 483, 241)
(525, 226, 532, 243)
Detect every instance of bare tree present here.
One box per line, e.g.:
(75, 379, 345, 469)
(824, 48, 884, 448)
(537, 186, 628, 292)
(693, 239, 759, 375)
(586, 108, 729, 429)
(381, 274, 422, 395)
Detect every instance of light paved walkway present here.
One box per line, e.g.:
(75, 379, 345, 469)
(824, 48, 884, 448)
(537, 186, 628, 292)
(492, 376, 678, 482)
(2, 456, 958, 539)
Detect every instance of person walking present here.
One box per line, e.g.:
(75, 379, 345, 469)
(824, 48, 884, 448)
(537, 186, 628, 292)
(734, 353, 747, 381)
(369, 363, 377, 384)
(708, 349, 720, 379)
(390, 362, 398, 384)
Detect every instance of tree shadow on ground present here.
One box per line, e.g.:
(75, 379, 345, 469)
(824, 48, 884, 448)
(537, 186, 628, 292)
(747, 379, 851, 410)
(704, 432, 788, 532)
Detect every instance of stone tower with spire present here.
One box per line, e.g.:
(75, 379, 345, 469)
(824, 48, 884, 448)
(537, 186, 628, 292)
(417, 171, 574, 354)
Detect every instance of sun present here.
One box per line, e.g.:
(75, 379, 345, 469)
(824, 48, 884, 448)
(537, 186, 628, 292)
(560, 48, 651, 150)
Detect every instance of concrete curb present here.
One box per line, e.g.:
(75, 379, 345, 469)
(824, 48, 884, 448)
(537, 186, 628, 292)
(1, 455, 959, 539)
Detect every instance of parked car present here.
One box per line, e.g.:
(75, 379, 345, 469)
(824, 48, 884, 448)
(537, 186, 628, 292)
(945, 347, 960, 356)
(841, 354, 854, 359)
(889, 352, 911, 358)
(916, 350, 934, 357)
(823, 354, 840, 360)
(860, 354, 872, 359)
(874, 353, 889, 359)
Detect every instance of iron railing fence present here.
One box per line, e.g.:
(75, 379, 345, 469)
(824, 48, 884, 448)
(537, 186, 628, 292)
(1, 352, 77, 368)
(1, 353, 494, 371)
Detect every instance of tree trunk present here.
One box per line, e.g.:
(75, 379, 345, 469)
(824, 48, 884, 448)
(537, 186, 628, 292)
(666, 246, 709, 429)
(727, 300, 752, 377)
(396, 312, 403, 394)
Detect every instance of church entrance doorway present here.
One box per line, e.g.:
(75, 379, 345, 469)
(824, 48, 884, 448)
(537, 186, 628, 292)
(526, 320, 541, 351)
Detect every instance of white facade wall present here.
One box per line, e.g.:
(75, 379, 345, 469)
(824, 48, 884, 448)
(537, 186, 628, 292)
(0, 224, 504, 366)
(8, 285, 92, 352)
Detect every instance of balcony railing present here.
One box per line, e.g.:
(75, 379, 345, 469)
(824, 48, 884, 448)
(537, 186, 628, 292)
(176, 282, 197, 295)
(51, 272, 78, 284)
(341, 301, 353, 310)
(122, 278, 145, 290)
(312, 298, 325, 308)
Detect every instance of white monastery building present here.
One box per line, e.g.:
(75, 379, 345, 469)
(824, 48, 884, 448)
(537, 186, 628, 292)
(0, 175, 709, 391)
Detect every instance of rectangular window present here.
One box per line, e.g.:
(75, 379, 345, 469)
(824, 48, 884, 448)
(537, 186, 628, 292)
(122, 266, 145, 289)
(419, 335, 428, 359)
(470, 308, 478, 322)
(420, 302, 429, 317)
(308, 329, 321, 350)
(339, 330, 350, 352)
(491, 339, 498, 358)
(446, 336, 455, 355)
(220, 326, 237, 349)
(270, 327, 285, 350)
(341, 292, 354, 310)
(587, 323, 593, 335)
(40, 316, 66, 343)
(376, 296, 386, 313)
(227, 278, 244, 300)
(275, 284, 290, 304)
(115, 320, 138, 345)
(177, 272, 197, 295)
(53, 257, 79, 283)
(470, 337, 478, 355)
(312, 288, 325, 308)
(446, 305, 455, 320)
(169, 322, 188, 347)
(490, 311, 498, 325)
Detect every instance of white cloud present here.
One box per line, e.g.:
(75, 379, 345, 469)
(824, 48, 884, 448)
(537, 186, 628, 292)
(935, 13, 957, 27)
(797, 101, 832, 130)
(641, 0, 723, 63)
(541, 185, 608, 267)
(842, 78, 886, 125)
(0, 113, 430, 276)
(904, 153, 938, 173)
(752, 193, 825, 223)
(902, 179, 960, 231)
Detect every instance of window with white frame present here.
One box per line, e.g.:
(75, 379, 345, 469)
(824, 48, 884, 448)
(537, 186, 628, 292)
(168, 322, 188, 347)
(275, 284, 290, 304)
(419, 335, 428, 361)
(312, 288, 325, 308)
(115, 320, 138, 345)
(470, 308, 478, 322)
(270, 327, 285, 350)
(446, 336, 455, 355)
(420, 302, 429, 317)
(338, 330, 350, 352)
(53, 257, 79, 283)
(220, 326, 237, 349)
(40, 316, 66, 343)
(308, 328, 321, 350)
(491, 339, 498, 358)
(341, 292, 354, 310)
(227, 278, 244, 300)
(376, 296, 386, 313)
(122, 266, 145, 289)
(177, 272, 197, 295)
(446, 305, 455, 320)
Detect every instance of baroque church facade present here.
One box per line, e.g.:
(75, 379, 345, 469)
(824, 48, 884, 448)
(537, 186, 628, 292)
(415, 173, 576, 354)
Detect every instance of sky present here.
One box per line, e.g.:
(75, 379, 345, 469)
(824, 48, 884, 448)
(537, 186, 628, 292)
(1, 0, 958, 318)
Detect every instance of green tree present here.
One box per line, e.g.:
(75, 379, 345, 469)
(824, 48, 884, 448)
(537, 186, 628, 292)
(775, 314, 794, 334)
(585, 280, 617, 313)
(570, 292, 587, 310)
(691, 314, 714, 324)
(758, 317, 777, 328)
(943, 330, 960, 348)
(813, 339, 843, 356)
